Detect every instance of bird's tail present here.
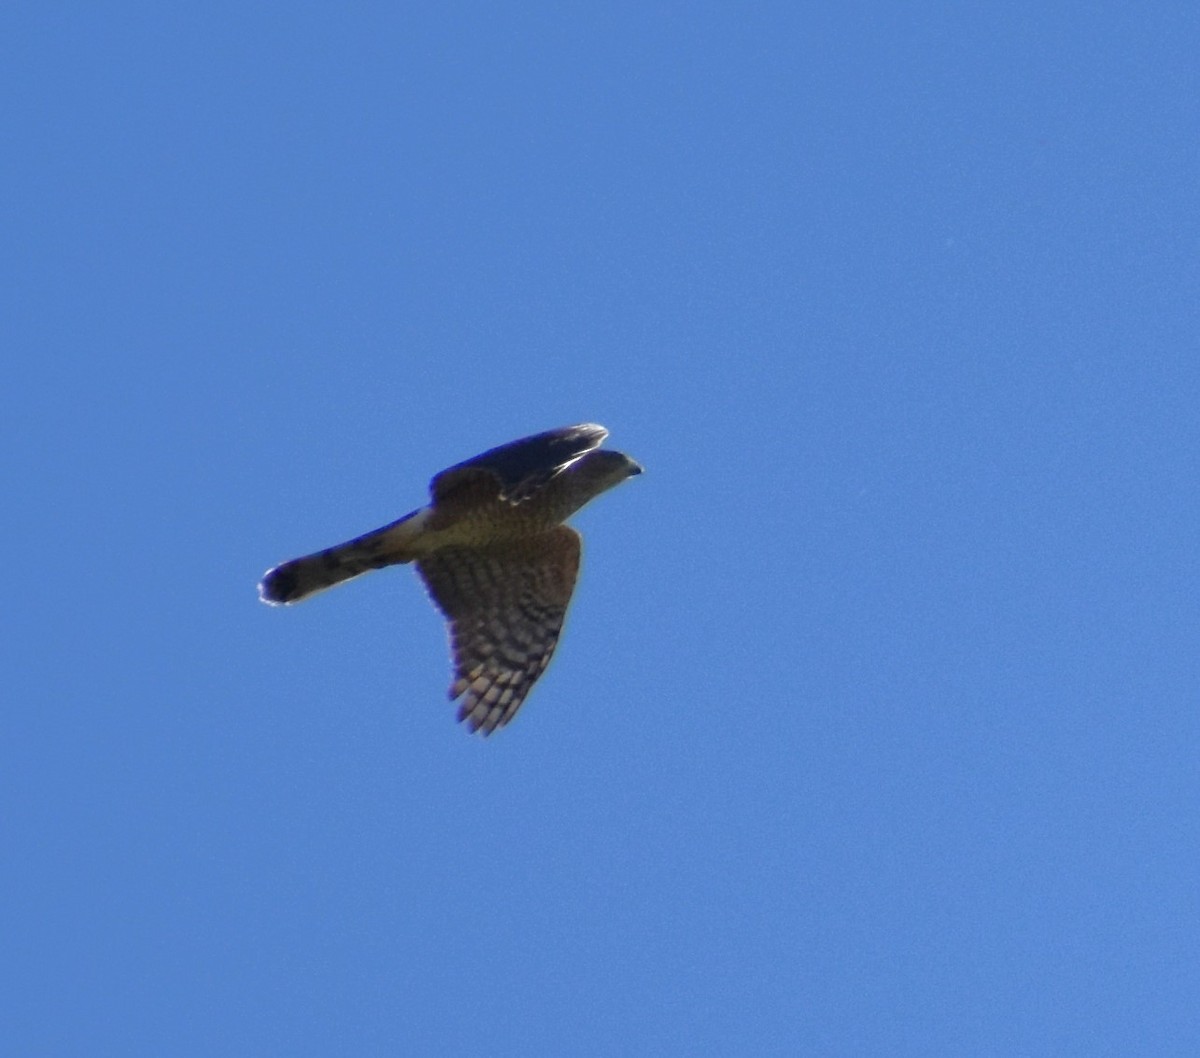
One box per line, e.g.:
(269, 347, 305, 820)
(258, 509, 426, 605)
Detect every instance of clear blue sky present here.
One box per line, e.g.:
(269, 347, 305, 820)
(6, 3, 1199, 1054)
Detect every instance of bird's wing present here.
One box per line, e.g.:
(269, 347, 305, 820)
(416, 526, 581, 734)
(429, 423, 608, 506)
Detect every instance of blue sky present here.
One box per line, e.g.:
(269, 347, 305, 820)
(5, 3, 1199, 1054)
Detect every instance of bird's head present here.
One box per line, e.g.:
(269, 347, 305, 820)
(571, 448, 643, 491)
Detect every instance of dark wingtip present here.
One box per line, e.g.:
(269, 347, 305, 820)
(568, 422, 608, 444)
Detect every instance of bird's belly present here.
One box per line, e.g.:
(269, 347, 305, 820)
(419, 503, 553, 552)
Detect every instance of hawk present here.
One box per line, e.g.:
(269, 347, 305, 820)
(259, 424, 642, 734)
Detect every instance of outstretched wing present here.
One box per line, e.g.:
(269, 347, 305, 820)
(429, 423, 608, 506)
(416, 526, 581, 734)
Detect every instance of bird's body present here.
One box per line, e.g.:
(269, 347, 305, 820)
(259, 424, 641, 734)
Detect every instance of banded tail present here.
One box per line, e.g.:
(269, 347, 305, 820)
(259, 509, 426, 605)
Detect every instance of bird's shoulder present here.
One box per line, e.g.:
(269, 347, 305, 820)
(429, 423, 607, 506)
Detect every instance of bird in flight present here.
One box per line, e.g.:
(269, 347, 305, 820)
(259, 424, 642, 734)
